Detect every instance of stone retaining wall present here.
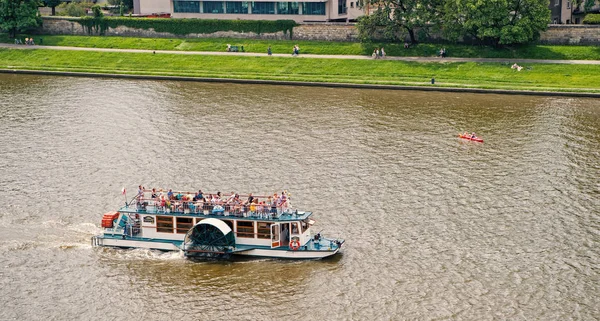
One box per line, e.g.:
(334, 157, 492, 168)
(292, 23, 358, 42)
(38, 17, 600, 45)
(539, 25, 600, 45)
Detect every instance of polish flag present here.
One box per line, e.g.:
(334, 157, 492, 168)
(122, 187, 126, 195)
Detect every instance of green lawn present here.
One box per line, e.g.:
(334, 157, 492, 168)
(3, 34, 600, 60)
(1, 48, 599, 93)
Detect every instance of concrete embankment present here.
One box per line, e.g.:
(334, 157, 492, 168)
(2, 68, 600, 98)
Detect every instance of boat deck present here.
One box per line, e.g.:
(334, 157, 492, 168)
(118, 204, 312, 222)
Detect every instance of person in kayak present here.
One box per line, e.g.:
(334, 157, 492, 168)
(471, 132, 476, 139)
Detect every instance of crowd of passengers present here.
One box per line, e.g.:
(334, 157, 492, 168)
(136, 186, 290, 217)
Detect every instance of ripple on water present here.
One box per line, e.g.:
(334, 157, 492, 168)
(0, 75, 599, 320)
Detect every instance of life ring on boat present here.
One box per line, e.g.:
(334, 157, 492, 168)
(289, 240, 300, 251)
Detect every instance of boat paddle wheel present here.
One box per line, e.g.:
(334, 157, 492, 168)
(183, 218, 235, 259)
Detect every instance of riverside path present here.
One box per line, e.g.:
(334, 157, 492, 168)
(1, 43, 599, 65)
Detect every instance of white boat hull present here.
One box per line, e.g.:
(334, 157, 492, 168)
(93, 236, 340, 259)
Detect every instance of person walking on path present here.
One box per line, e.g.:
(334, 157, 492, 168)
(267, 46, 272, 56)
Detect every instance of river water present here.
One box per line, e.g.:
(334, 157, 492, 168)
(0, 74, 598, 320)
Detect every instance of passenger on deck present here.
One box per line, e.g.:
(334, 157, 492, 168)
(257, 201, 264, 218)
(272, 193, 279, 215)
(266, 197, 273, 216)
(159, 196, 166, 212)
(138, 185, 144, 199)
(151, 188, 157, 199)
(249, 199, 257, 215)
(280, 192, 288, 211)
(167, 189, 174, 200)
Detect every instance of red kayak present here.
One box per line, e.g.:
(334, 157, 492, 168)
(459, 134, 484, 143)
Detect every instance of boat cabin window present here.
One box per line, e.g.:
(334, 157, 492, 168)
(257, 222, 272, 239)
(301, 221, 308, 233)
(236, 221, 254, 238)
(176, 217, 193, 234)
(156, 216, 174, 233)
(290, 222, 299, 234)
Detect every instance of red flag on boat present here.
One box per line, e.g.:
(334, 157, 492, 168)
(122, 187, 126, 195)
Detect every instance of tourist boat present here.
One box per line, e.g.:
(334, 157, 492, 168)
(91, 189, 344, 260)
(459, 134, 484, 143)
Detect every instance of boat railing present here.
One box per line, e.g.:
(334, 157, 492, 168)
(130, 195, 295, 219)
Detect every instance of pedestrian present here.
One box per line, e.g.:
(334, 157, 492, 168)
(380, 47, 386, 58)
(267, 46, 272, 56)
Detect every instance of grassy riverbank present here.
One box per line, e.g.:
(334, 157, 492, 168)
(1, 48, 599, 93)
(3, 34, 600, 60)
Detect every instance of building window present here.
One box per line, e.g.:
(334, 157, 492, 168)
(338, 0, 347, 14)
(236, 221, 255, 238)
(204, 1, 224, 13)
(226, 1, 249, 13)
(567, 1, 571, 9)
(252, 1, 275, 14)
(350, 1, 353, 8)
(302, 2, 325, 15)
(555, 0, 559, 6)
(173, 1, 200, 13)
(277, 2, 298, 14)
(156, 216, 174, 233)
(176, 217, 193, 234)
(257, 222, 272, 239)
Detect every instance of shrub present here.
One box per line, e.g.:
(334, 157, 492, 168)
(77, 17, 297, 36)
(583, 14, 600, 24)
(58, 2, 93, 17)
(91, 5, 103, 18)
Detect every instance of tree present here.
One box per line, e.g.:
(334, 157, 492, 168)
(0, 0, 42, 38)
(574, 0, 596, 13)
(107, 0, 133, 14)
(442, 0, 550, 46)
(356, 0, 443, 44)
(42, 0, 61, 15)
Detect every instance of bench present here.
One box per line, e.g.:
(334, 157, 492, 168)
(227, 45, 244, 52)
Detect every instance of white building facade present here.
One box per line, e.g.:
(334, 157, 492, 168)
(133, 0, 364, 22)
